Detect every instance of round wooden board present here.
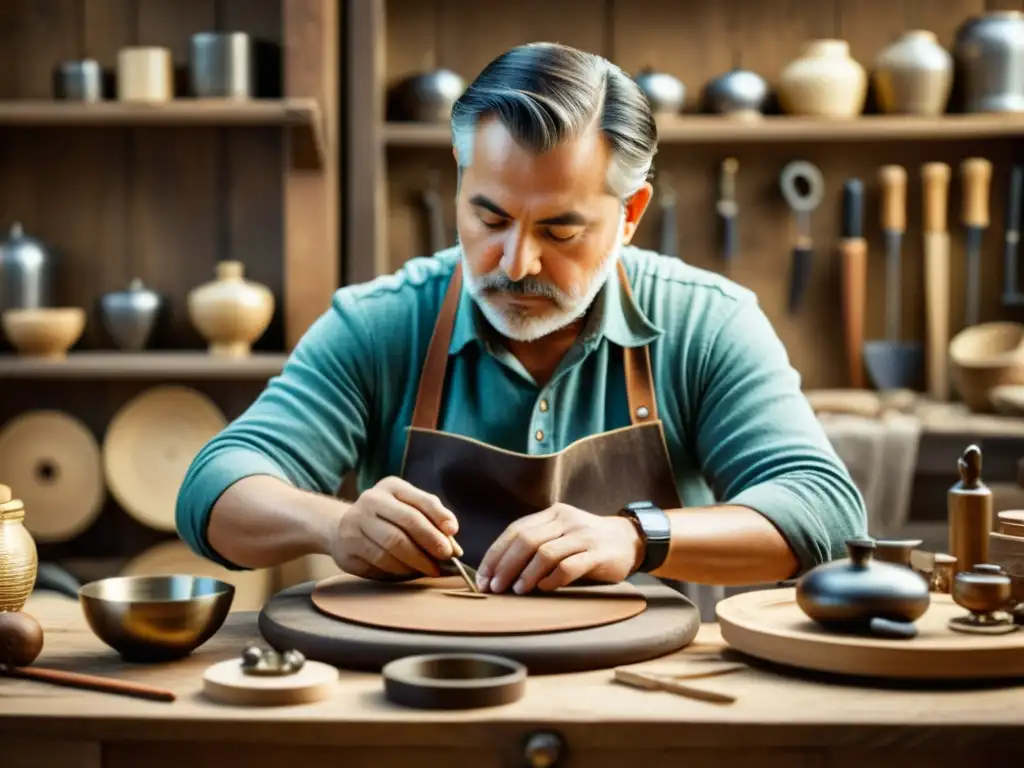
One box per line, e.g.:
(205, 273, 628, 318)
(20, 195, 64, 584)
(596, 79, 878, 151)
(103, 386, 226, 532)
(311, 574, 647, 635)
(0, 410, 104, 542)
(121, 540, 271, 612)
(259, 574, 700, 674)
(202, 657, 339, 706)
(717, 587, 1024, 680)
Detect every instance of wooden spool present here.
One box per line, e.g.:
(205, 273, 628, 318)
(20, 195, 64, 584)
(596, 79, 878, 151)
(202, 657, 339, 706)
(717, 587, 1024, 680)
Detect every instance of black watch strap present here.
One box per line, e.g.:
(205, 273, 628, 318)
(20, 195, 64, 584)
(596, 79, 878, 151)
(618, 501, 671, 573)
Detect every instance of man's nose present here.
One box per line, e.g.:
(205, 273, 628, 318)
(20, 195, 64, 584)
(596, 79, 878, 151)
(500, 228, 540, 281)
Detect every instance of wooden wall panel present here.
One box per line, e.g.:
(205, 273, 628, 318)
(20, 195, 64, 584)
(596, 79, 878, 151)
(375, 0, 1024, 389)
(0, 0, 287, 354)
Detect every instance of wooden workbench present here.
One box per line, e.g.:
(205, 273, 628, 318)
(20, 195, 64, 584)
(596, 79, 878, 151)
(2, 592, 1021, 768)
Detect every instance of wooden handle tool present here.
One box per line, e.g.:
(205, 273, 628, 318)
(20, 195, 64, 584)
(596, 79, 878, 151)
(961, 158, 992, 327)
(879, 165, 908, 344)
(717, 158, 739, 264)
(922, 162, 951, 401)
(839, 178, 866, 388)
(1, 664, 176, 702)
(613, 667, 738, 705)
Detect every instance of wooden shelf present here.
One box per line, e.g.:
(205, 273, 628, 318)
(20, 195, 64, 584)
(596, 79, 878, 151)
(384, 114, 1024, 147)
(0, 99, 325, 169)
(0, 352, 288, 380)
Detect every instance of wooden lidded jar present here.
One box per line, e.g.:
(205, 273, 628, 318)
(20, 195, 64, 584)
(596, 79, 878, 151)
(0, 483, 38, 613)
(187, 261, 275, 358)
(778, 39, 868, 117)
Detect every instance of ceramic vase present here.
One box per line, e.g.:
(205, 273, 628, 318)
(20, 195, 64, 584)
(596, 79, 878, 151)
(873, 30, 953, 115)
(99, 278, 163, 350)
(0, 485, 38, 613)
(187, 261, 274, 357)
(778, 39, 867, 117)
(953, 11, 1024, 113)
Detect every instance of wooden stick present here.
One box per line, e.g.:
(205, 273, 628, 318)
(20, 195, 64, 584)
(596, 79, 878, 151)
(1, 664, 176, 702)
(613, 667, 737, 705)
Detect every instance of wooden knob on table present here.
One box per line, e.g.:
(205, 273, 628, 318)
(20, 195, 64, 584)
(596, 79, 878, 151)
(0, 611, 44, 667)
(879, 165, 907, 233)
(922, 162, 951, 234)
(961, 157, 992, 228)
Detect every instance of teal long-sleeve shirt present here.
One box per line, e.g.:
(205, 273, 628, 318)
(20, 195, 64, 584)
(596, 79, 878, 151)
(176, 245, 866, 574)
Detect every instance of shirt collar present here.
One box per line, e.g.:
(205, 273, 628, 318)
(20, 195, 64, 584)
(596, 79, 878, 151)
(448, 251, 663, 355)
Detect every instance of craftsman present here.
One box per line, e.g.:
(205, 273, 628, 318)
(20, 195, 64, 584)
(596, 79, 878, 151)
(176, 42, 866, 596)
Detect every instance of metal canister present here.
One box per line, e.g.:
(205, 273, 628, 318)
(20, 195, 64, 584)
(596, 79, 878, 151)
(953, 11, 1024, 112)
(53, 59, 103, 101)
(0, 223, 54, 314)
(189, 32, 253, 99)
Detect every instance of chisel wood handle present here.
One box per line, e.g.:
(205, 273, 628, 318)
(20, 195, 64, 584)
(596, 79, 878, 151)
(922, 163, 951, 401)
(961, 158, 992, 228)
(880, 165, 907, 234)
(840, 237, 867, 389)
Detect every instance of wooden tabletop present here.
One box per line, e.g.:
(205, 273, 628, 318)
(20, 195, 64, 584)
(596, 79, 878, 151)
(1, 592, 1022, 752)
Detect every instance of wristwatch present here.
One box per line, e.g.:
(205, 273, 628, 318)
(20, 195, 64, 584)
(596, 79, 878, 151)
(617, 501, 671, 573)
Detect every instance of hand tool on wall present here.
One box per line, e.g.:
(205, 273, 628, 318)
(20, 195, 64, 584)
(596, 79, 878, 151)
(717, 158, 739, 264)
(1002, 164, 1024, 307)
(779, 160, 824, 313)
(961, 157, 992, 327)
(922, 162, 953, 402)
(839, 178, 867, 389)
(863, 164, 923, 392)
(420, 171, 448, 256)
(659, 174, 678, 258)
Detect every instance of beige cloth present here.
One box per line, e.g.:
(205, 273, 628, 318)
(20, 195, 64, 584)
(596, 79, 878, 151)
(818, 411, 922, 537)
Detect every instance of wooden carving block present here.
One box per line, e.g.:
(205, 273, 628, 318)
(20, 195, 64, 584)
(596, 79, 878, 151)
(988, 531, 1024, 601)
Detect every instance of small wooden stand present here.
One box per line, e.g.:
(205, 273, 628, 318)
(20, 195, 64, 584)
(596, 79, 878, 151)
(201, 657, 339, 706)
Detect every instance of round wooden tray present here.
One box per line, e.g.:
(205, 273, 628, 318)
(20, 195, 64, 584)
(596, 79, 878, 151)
(202, 657, 339, 706)
(259, 574, 700, 675)
(717, 587, 1024, 680)
(103, 386, 226, 531)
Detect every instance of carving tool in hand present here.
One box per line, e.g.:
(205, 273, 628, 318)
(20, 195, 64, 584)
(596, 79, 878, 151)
(961, 157, 992, 327)
(839, 178, 867, 388)
(779, 160, 824, 313)
(922, 162, 952, 401)
(863, 164, 922, 391)
(717, 158, 739, 264)
(659, 173, 678, 258)
(437, 537, 479, 592)
(1002, 165, 1024, 307)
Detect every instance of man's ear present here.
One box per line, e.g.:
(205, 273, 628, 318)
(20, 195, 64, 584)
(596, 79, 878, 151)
(621, 182, 654, 245)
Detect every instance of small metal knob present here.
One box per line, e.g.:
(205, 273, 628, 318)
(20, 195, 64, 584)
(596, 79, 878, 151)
(523, 730, 564, 767)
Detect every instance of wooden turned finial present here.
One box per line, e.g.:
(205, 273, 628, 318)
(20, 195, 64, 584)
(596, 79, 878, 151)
(958, 445, 983, 488)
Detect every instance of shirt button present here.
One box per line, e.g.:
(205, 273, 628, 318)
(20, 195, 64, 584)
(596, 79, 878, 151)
(535, 429, 544, 442)
(539, 399, 549, 412)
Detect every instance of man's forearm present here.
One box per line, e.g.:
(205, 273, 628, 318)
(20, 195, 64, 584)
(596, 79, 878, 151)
(206, 475, 350, 570)
(651, 505, 800, 586)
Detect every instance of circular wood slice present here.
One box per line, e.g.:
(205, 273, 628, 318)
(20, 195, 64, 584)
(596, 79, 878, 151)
(259, 575, 700, 675)
(717, 587, 1024, 680)
(202, 657, 339, 706)
(311, 574, 647, 635)
(382, 653, 526, 710)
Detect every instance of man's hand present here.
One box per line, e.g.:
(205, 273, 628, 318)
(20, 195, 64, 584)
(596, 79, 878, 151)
(330, 476, 460, 580)
(475, 504, 644, 594)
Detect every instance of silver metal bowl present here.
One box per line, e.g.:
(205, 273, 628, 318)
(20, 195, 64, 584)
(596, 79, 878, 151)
(79, 574, 235, 662)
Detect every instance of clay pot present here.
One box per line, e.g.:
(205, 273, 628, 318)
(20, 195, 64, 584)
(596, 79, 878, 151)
(953, 11, 1024, 113)
(949, 322, 1024, 412)
(0, 484, 38, 613)
(1, 307, 86, 358)
(633, 67, 686, 115)
(873, 30, 953, 115)
(700, 68, 770, 120)
(187, 261, 274, 357)
(99, 278, 163, 351)
(778, 39, 867, 117)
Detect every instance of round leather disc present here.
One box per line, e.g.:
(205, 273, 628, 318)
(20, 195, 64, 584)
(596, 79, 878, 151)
(311, 574, 647, 635)
(103, 386, 226, 531)
(0, 410, 104, 542)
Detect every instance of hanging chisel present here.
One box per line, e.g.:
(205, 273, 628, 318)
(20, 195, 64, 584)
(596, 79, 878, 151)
(1002, 165, 1024, 306)
(780, 160, 825, 313)
(839, 178, 867, 389)
(922, 162, 952, 401)
(717, 158, 739, 264)
(961, 157, 992, 327)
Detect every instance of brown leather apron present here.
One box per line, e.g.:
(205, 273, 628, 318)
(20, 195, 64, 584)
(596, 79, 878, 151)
(400, 260, 683, 569)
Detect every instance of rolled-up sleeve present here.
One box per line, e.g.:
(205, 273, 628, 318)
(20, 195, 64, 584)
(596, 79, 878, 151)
(175, 292, 376, 569)
(691, 296, 867, 573)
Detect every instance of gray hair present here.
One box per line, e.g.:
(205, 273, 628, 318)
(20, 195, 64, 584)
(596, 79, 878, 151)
(450, 42, 658, 199)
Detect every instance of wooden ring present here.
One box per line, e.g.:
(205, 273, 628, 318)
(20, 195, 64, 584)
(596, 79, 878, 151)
(382, 653, 526, 710)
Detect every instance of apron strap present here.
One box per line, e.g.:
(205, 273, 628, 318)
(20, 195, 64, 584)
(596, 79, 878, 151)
(410, 259, 658, 431)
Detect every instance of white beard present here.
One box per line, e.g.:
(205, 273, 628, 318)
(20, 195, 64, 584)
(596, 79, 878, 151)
(463, 212, 626, 343)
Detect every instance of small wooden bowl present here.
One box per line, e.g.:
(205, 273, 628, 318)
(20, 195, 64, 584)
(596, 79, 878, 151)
(1, 307, 86, 359)
(949, 322, 1024, 412)
(382, 653, 527, 710)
